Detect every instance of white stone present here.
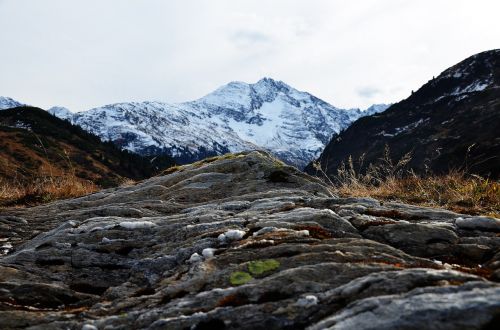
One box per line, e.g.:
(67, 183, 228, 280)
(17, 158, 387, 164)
(82, 325, 98, 330)
(202, 248, 216, 258)
(297, 230, 310, 237)
(219, 229, 246, 243)
(188, 253, 202, 263)
(296, 295, 318, 307)
(218, 233, 227, 242)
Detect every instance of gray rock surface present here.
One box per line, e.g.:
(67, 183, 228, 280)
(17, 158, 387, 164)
(0, 151, 499, 329)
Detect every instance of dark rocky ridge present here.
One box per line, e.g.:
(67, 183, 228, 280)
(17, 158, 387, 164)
(0, 151, 499, 329)
(306, 49, 500, 178)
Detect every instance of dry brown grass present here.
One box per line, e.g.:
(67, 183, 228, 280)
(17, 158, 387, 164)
(334, 173, 499, 217)
(312, 147, 500, 217)
(0, 174, 98, 207)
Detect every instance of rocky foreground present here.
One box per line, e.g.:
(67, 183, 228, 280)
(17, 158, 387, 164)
(1, 151, 499, 329)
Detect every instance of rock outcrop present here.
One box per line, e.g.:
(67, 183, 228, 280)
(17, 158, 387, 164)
(1, 151, 499, 329)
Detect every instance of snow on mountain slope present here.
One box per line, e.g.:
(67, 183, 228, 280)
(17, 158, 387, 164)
(47, 106, 73, 121)
(422, 50, 499, 104)
(364, 103, 392, 116)
(70, 101, 257, 164)
(58, 78, 389, 168)
(0, 96, 23, 110)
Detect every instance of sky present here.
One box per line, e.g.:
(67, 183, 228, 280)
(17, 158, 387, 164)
(0, 0, 499, 112)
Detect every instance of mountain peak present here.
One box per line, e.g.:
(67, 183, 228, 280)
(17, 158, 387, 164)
(257, 76, 277, 83)
(48, 106, 73, 120)
(254, 77, 289, 87)
(251, 77, 292, 97)
(193, 77, 295, 110)
(0, 96, 24, 110)
(204, 78, 291, 95)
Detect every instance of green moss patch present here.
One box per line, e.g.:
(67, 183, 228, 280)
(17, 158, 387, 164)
(248, 259, 280, 275)
(230, 271, 253, 286)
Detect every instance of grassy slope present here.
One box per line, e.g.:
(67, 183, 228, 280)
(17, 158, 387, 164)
(0, 106, 175, 206)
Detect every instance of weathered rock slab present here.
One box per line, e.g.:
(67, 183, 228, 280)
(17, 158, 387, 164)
(0, 151, 498, 329)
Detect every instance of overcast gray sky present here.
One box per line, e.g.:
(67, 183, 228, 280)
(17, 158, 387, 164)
(0, 0, 499, 112)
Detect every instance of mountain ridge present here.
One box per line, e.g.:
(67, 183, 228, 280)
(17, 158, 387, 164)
(306, 49, 500, 178)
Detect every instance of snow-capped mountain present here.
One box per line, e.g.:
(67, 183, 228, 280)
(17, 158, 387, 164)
(53, 78, 389, 168)
(0, 96, 23, 110)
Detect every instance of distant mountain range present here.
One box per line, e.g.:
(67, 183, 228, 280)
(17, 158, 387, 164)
(7, 48, 499, 179)
(0, 79, 387, 169)
(306, 49, 500, 178)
